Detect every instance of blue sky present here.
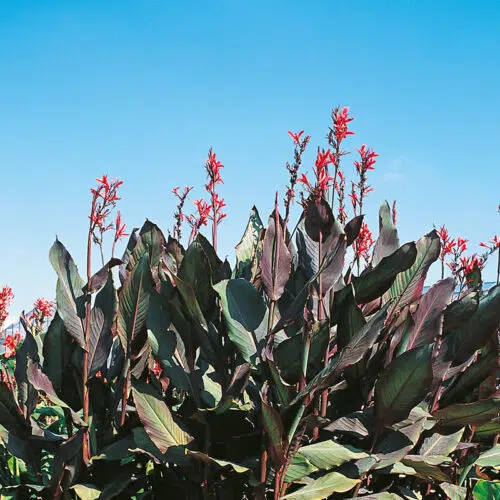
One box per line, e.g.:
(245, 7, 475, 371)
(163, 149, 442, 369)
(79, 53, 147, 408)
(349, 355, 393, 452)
(1, 1, 499, 319)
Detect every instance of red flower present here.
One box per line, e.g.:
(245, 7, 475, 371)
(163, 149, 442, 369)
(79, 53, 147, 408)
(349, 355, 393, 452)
(333, 107, 354, 143)
(0, 286, 14, 326)
(288, 130, 305, 146)
(193, 199, 211, 227)
(354, 222, 374, 262)
(480, 235, 500, 249)
(114, 211, 129, 242)
(457, 237, 468, 253)
(33, 298, 53, 318)
(354, 145, 378, 173)
(152, 360, 162, 378)
(3, 331, 21, 358)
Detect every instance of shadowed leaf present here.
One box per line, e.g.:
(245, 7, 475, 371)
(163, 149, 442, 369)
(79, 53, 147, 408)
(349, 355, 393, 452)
(372, 201, 399, 267)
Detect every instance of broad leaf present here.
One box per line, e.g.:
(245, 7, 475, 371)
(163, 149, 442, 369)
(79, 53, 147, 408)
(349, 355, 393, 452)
(117, 254, 154, 355)
(473, 480, 500, 499)
(439, 482, 466, 500)
(293, 305, 388, 404)
(132, 380, 192, 453)
(282, 471, 359, 499)
(475, 445, 500, 469)
(234, 206, 263, 280)
(372, 201, 399, 267)
(433, 398, 500, 427)
(261, 392, 286, 467)
(261, 206, 291, 301)
(49, 239, 86, 348)
(344, 215, 364, 247)
(213, 279, 267, 364)
(88, 274, 116, 377)
(86, 258, 122, 294)
(387, 230, 440, 316)
(374, 343, 433, 431)
(419, 427, 464, 459)
(397, 277, 454, 354)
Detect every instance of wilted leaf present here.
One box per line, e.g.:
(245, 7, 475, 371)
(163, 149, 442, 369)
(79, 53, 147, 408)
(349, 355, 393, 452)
(132, 380, 192, 453)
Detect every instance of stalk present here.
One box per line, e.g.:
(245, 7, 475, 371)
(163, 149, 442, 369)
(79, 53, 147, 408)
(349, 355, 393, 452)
(211, 201, 217, 252)
(82, 199, 95, 464)
(497, 249, 499, 285)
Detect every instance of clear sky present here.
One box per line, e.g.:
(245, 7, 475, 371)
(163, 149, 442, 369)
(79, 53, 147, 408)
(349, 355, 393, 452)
(1, 1, 499, 320)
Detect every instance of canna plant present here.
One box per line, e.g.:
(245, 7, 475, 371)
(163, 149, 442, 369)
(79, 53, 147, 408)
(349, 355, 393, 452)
(1, 108, 500, 500)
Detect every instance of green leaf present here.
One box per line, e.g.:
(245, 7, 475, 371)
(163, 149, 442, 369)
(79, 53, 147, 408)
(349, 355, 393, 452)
(372, 201, 399, 267)
(336, 284, 366, 350)
(285, 440, 368, 482)
(178, 241, 216, 317)
(187, 451, 250, 474)
(213, 279, 267, 364)
(71, 484, 101, 500)
(49, 239, 86, 348)
(433, 398, 500, 427)
(117, 254, 154, 355)
(234, 206, 263, 280)
(397, 278, 455, 354)
(387, 230, 440, 315)
(261, 393, 286, 467)
(88, 274, 116, 377)
(293, 305, 388, 404)
(475, 445, 500, 469)
(132, 380, 192, 453)
(439, 482, 466, 500)
(27, 360, 84, 426)
(274, 321, 330, 384)
(447, 284, 500, 364)
(261, 206, 292, 301)
(348, 242, 417, 305)
(0, 382, 30, 437)
(374, 344, 433, 430)
(419, 428, 464, 457)
(443, 291, 479, 334)
(282, 471, 360, 499)
(472, 480, 500, 499)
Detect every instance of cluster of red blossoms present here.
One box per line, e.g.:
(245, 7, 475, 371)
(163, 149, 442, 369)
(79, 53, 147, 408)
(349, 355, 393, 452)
(437, 226, 467, 261)
(480, 235, 500, 250)
(332, 107, 355, 144)
(0, 285, 14, 328)
(90, 175, 128, 255)
(27, 297, 54, 328)
(354, 222, 375, 263)
(2, 331, 21, 359)
(298, 148, 335, 202)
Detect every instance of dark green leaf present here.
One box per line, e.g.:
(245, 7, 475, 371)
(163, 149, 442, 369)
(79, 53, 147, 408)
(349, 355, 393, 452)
(49, 239, 86, 348)
(372, 201, 399, 267)
(374, 344, 433, 430)
(433, 398, 500, 427)
(344, 215, 364, 247)
(213, 279, 267, 364)
(117, 254, 154, 355)
(132, 380, 192, 453)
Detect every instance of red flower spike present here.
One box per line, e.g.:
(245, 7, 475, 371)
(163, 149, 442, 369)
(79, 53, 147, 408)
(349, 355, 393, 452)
(288, 130, 305, 146)
(3, 331, 21, 358)
(333, 107, 354, 143)
(0, 286, 14, 326)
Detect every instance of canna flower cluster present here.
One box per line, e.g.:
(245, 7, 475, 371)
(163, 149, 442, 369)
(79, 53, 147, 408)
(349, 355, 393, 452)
(285, 130, 310, 225)
(350, 145, 378, 216)
(27, 297, 54, 332)
(298, 148, 335, 203)
(353, 222, 375, 263)
(2, 331, 21, 359)
(90, 175, 126, 259)
(0, 285, 14, 330)
(328, 107, 354, 216)
(480, 235, 500, 250)
(172, 186, 193, 241)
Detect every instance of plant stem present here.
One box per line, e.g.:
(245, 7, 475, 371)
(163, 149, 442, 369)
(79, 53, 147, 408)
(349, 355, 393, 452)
(497, 249, 499, 285)
(82, 204, 94, 464)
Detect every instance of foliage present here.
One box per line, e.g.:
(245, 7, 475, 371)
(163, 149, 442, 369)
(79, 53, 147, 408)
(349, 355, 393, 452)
(0, 108, 500, 500)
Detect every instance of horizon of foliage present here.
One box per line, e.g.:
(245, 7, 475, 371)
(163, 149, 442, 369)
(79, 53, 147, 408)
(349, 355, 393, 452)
(0, 107, 500, 499)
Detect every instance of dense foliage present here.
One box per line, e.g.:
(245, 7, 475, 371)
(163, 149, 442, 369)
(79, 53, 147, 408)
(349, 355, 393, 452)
(1, 108, 500, 499)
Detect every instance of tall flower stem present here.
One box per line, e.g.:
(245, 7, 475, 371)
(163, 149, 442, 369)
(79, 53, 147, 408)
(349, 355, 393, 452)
(82, 196, 96, 464)
(497, 249, 500, 285)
